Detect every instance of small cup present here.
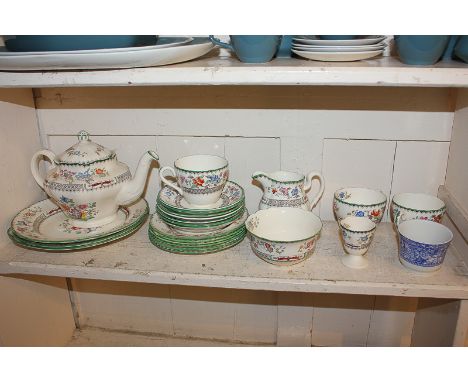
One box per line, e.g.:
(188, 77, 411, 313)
(209, 35, 282, 63)
(398, 219, 453, 272)
(394, 35, 450, 65)
(160, 155, 229, 207)
(333, 187, 387, 224)
(339, 216, 376, 269)
(391, 193, 446, 226)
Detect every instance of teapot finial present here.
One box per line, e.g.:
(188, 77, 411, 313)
(78, 130, 90, 141)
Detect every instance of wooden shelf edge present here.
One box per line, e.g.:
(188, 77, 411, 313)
(1, 57, 468, 88)
(1, 258, 467, 299)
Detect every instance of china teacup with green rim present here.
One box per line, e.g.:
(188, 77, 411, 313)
(333, 187, 387, 224)
(160, 154, 229, 208)
(391, 193, 446, 226)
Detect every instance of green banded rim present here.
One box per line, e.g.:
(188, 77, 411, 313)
(391, 199, 446, 214)
(148, 224, 245, 241)
(149, 233, 245, 255)
(8, 216, 146, 251)
(157, 208, 244, 228)
(12, 200, 149, 244)
(157, 196, 245, 216)
(149, 227, 246, 246)
(157, 202, 244, 220)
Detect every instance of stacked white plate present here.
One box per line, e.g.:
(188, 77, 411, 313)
(0, 36, 214, 71)
(292, 35, 387, 62)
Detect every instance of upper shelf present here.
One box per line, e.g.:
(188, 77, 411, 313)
(0, 55, 468, 88)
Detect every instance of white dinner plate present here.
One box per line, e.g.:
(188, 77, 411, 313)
(0, 37, 194, 56)
(291, 43, 386, 52)
(292, 49, 383, 62)
(0, 38, 213, 70)
(293, 36, 386, 46)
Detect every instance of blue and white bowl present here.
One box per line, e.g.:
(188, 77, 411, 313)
(398, 219, 453, 272)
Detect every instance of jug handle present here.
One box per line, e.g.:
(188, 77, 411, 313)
(31, 149, 56, 188)
(304, 171, 325, 210)
(252, 171, 268, 180)
(160, 166, 183, 195)
(209, 35, 233, 51)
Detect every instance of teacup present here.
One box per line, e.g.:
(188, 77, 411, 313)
(245, 207, 322, 266)
(339, 216, 376, 269)
(160, 155, 229, 207)
(333, 187, 387, 224)
(209, 35, 282, 63)
(454, 36, 468, 63)
(391, 193, 446, 226)
(394, 35, 450, 65)
(398, 219, 453, 272)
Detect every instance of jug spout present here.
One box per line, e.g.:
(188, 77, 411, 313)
(252, 171, 271, 188)
(116, 150, 159, 206)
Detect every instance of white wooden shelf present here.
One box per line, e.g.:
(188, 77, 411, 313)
(1, 56, 468, 88)
(1, 221, 467, 299)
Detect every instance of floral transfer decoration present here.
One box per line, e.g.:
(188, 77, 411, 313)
(58, 196, 98, 221)
(177, 169, 229, 195)
(11, 198, 149, 243)
(391, 203, 445, 225)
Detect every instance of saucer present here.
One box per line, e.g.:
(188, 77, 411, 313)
(157, 181, 244, 216)
(11, 198, 148, 243)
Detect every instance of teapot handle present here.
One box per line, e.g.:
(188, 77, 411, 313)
(31, 149, 56, 189)
(304, 171, 325, 210)
(160, 166, 183, 195)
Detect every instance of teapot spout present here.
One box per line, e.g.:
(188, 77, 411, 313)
(116, 150, 159, 206)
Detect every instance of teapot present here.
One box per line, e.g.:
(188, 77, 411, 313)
(252, 170, 325, 211)
(30, 130, 159, 228)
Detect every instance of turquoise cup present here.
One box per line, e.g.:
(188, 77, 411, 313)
(454, 36, 468, 64)
(209, 35, 282, 63)
(394, 35, 450, 65)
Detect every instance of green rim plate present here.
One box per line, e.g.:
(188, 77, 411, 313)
(8, 216, 147, 251)
(156, 207, 245, 228)
(148, 227, 246, 246)
(149, 233, 245, 255)
(11, 198, 149, 244)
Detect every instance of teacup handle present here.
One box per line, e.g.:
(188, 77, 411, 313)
(209, 35, 233, 51)
(160, 166, 183, 195)
(31, 149, 56, 189)
(304, 171, 325, 210)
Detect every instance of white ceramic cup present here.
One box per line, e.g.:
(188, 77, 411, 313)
(391, 193, 446, 226)
(245, 207, 322, 265)
(160, 155, 229, 207)
(339, 216, 376, 269)
(398, 219, 453, 272)
(334, 187, 387, 224)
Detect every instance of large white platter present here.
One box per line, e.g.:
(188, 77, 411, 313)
(293, 36, 386, 46)
(0, 38, 213, 70)
(292, 49, 383, 62)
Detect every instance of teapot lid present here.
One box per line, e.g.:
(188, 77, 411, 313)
(54, 131, 115, 166)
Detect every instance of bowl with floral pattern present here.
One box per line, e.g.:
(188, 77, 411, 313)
(245, 207, 322, 266)
(333, 187, 387, 224)
(391, 193, 446, 226)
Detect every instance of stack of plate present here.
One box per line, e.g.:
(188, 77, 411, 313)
(149, 181, 247, 254)
(292, 35, 387, 62)
(8, 198, 149, 251)
(0, 36, 214, 71)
